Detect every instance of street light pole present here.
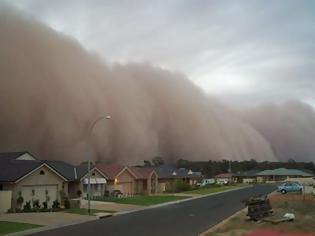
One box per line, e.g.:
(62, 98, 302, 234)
(87, 115, 111, 214)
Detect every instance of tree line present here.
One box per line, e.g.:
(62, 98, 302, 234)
(176, 158, 315, 177)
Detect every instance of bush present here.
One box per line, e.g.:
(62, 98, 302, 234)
(32, 199, 40, 209)
(52, 200, 60, 209)
(17, 191, 24, 205)
(23, 201, 32, 212)
(175, 180, 192, 192)
(42, 201, 48, 209)
(77, 189, 82, 197)
(64, 197, 70, 209)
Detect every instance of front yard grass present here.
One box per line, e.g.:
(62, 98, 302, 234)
(0, 221, 42, 235)
(64, 208, 116, 216)
(93, 195, 190, 206)
(183, 185, 241, 195)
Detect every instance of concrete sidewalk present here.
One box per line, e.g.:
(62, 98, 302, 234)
(80, 199, 144, 212)
(0, 212, 96, 226)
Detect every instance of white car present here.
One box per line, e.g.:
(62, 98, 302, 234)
(197, 178, 215, 187)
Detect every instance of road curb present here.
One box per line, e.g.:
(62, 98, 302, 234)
(113, 185, 252, 216)
(198, 189, 277, 236)
(198, 208, 247, 236)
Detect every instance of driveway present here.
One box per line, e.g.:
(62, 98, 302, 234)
(30, 184, 275, 236)
(0, 212, 95, 226)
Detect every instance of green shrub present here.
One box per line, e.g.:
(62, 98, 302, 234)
(52, 200, 60, 209)
(64, 197, 70, 209)
(77, 190, 82, 197)
(23, 201, 32, 212)
(175, 180, 192, 192)
(42, 201, 48, 209)
(32, 199, 40, 209)
(16, 191, 24, 205)
(165, 181, 176, 193)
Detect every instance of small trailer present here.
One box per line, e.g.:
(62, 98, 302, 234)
(243, 195, 273, 221)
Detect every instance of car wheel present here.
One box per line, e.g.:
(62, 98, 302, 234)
(281, 189, 287, 194)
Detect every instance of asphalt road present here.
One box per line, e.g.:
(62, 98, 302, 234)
(31, 185, 275, 236)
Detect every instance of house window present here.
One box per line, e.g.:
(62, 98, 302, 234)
(40, 170, 45, 175)
(92, 172, 95, 176)
(0, 184, 3, 190)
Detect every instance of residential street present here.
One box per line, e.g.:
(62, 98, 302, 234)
(30, 185, 275, 236)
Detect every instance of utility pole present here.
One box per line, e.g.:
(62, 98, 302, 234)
(87, 115, 111, 214)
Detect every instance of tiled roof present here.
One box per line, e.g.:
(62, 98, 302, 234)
(0, 159, 43, 182)
(129, 167, 156, 179)
(96, 163, 125, 180)
(44, 160, 78, 181)
(153, 165, 202, 179)
(234, 170, 260, 177)
(0, 152, 29, 162)
(215, 173, 233, 178)
(0, 152, 106, 182)
(256, 168, 313, 177)
(0, 152, 42, 182)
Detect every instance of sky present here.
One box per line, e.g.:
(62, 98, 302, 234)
(5, 0, 315, 105)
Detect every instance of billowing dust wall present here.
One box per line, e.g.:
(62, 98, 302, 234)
(0, 6, 314, 164)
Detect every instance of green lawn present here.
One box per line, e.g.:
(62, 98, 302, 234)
(0, 221, 42, 235)
(93, 195, 190, 206)
(64, 208, 116, 215)
(183, 185, 240, 195)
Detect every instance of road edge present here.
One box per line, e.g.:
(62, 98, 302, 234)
(198, 208, 247, 236)
(114, 185, 252, 216)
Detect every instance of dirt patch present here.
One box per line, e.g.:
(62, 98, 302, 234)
(205, 193, 315, 236)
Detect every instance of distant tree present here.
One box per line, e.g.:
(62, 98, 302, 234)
(176, 159, 188, 168)
(143, 160, 152, 167)
(152, 156, 165, 166)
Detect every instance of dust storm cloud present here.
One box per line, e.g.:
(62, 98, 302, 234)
(0, 6, 313, 164)
(239, 101, 315, 162)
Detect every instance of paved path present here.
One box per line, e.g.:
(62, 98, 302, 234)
(0, 212, 95, 226)
(30, 185, 275, 236)
(80, 200, 144, 212)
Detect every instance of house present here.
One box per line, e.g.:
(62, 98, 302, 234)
(96, 164, 137, 195)
(153, 166, 202, 192)
(0, 152, 67, 211)
(256, 168, 314, 183)
(215, 173, 235, 184)
(129, 167, 158, 194)
(45, 161, 107, 199)
(233, 170, 260, 183)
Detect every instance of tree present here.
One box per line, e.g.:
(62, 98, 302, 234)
(152, 156, 165, 166)
(143, 160, 152, 167)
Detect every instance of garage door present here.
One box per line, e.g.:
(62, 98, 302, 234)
(21, 185, 58, 208)
(120, 182, 132, 194)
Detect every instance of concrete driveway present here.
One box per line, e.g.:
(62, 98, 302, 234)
(0, 212, 96, 226)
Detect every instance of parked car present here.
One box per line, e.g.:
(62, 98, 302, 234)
(277, 182, 303, 194)
(197, 178, 215, 187)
